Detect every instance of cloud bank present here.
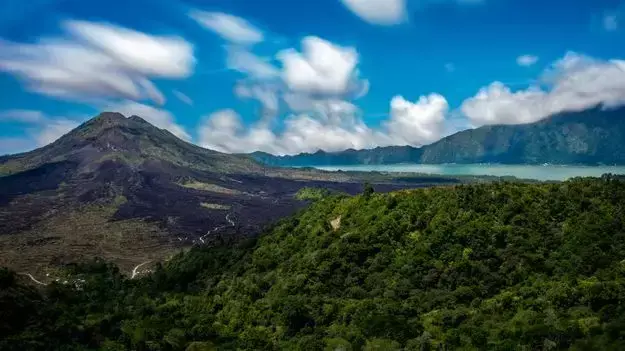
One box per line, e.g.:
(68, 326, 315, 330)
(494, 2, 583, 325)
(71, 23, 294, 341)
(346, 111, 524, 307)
(463, 52, 625, 126)
(199, 42, 625, 155)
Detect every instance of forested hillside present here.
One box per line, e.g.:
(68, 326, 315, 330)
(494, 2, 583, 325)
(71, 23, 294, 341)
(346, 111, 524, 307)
(3, 176, 625, 350)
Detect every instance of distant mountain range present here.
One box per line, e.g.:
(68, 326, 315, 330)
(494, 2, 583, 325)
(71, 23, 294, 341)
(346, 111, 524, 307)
(252, 106, 625, 166)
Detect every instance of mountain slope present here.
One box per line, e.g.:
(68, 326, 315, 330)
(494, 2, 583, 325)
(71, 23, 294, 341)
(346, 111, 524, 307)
(253, 106, 625, 166)
(0, 112, 451, 276)
(0, 112, 270, 275)
(0, 112, 262, 176)
(3, 176, 625, 350)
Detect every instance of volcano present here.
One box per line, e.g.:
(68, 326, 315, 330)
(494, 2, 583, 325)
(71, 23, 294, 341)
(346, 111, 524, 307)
(0, 112, 437, 276)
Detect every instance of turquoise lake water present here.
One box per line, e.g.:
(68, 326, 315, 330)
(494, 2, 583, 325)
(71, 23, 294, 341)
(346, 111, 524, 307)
(308, 164, 625, 181)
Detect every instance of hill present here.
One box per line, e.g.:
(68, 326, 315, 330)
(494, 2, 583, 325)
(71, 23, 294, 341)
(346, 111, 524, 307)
(2, 176, 625, 350)
(0, 112, 460, 276)
(253, 106, 625, 166)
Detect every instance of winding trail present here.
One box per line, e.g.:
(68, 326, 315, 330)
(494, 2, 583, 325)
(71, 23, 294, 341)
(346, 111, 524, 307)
(226, 213, 235, 226)
(199, 213, 236, 245)
(131, 261, 152, 279)
(20, 273, 48, 286)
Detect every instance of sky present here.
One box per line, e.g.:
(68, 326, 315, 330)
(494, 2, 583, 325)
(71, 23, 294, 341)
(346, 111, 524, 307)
(0, 0, 624, 155)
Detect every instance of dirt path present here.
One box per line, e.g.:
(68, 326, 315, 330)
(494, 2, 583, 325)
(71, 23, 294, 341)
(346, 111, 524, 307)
(226, 213, 235, 226)
(199, 213, 236, 244)
(20, 273, 48, 286)
(131, 260, 152, 279)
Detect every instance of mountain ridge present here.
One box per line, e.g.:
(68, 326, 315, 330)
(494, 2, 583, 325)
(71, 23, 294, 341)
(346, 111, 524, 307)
(1, 112, 263, 176)
(252, 105, 625, 166)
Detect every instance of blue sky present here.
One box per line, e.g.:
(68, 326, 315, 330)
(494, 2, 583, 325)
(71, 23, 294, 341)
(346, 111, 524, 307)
(1, 0, 624, 155)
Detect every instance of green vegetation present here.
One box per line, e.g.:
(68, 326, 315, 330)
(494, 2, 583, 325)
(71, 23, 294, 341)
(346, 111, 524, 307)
(3, 176, 625, 350)
(295, 187, 332, 201)
(200, 203, 231, 210)
(179, 180, 242, 195)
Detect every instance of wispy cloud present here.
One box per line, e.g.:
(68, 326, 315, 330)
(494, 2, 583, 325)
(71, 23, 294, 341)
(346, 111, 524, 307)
(173, 90, 193, 105)
(0, 109, 46, 123)
(189, 11, 264, 44)
(517, 54, 539, 67)
(0, 109, 82, 154)
(604, 14, 619, 31)
(0, 20, 195, 105)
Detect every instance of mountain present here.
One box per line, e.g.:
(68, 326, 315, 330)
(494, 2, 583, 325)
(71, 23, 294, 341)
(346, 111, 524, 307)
(253, 105, 625, 166)
(3, 177, 625, 349)
(0, 112, 458, 276)
(251, 145, 423, 167)
(0, 112, 262, 176)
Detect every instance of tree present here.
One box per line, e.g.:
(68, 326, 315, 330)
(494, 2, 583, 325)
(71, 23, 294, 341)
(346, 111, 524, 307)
(363, 182, 375, 199)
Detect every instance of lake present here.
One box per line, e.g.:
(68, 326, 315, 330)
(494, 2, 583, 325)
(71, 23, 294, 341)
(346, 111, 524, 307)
(306, 164, 625, 181)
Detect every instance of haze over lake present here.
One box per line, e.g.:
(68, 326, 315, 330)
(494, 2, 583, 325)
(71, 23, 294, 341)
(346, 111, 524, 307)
(306, 164, 625, 181)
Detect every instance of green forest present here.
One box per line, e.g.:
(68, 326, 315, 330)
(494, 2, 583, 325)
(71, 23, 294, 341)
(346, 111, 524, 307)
(2, 176, 625, 350)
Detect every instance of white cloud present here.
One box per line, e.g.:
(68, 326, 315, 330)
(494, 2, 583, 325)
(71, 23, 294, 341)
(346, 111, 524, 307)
(517, 54, 539, 67)
(0, 110, 46, 123)
(198, 32, 451, 154)
(0, 109, 81, 152)
(235, 83, 279, 114)
(190, 11, 263, 44)
(35, 119, 80, 146)
(198, 93, 449, 155)
(226, 47, 279, 78)
(277, 36, 368, 97)
(339, 0, 484, 25)
(198, 109, 278, 153)
(0, 20, 194, 104)
(461, 82, 548, 125)
(138, 79, 166, 106)
(340, 0, 407, 25)
(198, 107, 381, 155)
(106, 101, 191, 141)
(173, 90, 193, 105)
(221, 36, 367, 120)
(462, 52, 625, 126)
(386, 94, 449, 145)
(604, 14, 618, 31)
(65, 20, 194, 78)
